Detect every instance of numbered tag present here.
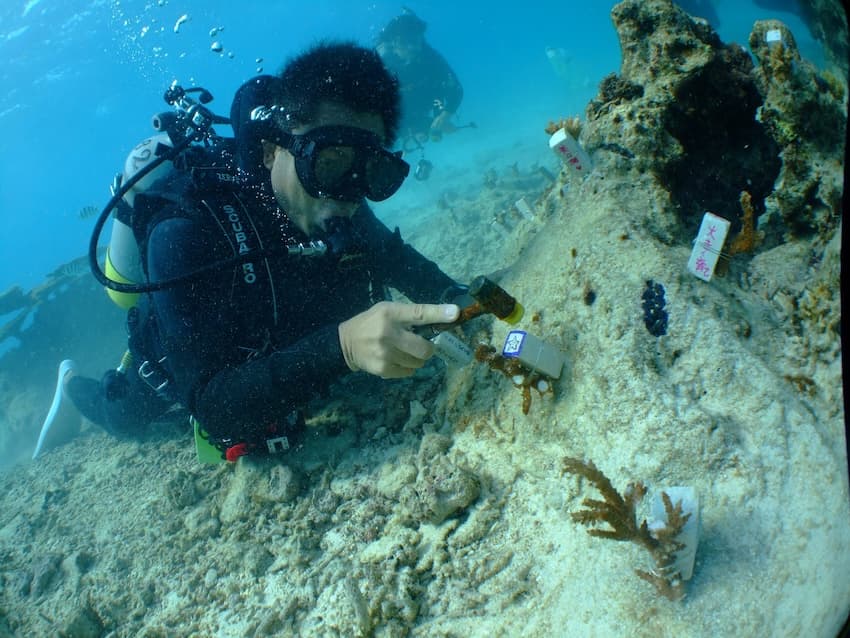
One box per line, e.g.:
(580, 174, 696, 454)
(549, 128, 592, 176)
(687, 212, 731, 282)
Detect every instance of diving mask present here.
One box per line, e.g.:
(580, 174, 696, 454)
(252, 108, 409, 202)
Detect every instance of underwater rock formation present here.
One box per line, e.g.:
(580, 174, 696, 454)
(756, 0, 850, 74)
(748, 19, 846, 241)
(584, 0, 782, 237)
(581, 0, 845, 249)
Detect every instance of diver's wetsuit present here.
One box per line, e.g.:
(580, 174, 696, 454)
(72, 180, 456, 452)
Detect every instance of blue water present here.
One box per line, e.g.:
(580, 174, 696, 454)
(0, 0, 824, 294)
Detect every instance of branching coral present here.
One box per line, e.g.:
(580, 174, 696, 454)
(728, 190, 762, 255)
(544, 116, 583, 139)
(715, 189, 762, 276)
(474, 344, 553, 415)
(749, 23, 800, 85)
(562, 457, 692, 600)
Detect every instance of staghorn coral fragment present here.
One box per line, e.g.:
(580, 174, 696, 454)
(562, 457, 650, 544)
(562, 457, 697, 601)
(648, 490, 694, 577)
(636, 567, 685, 602)
(474, 344, 554, 415)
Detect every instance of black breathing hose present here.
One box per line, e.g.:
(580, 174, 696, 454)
(87, 135, 329, 295)
(87, 134, 196, 294)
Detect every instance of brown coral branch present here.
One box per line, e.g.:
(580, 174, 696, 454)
(562, 457, 652, 547)
(636, 568, 686, 601)
(562, 458, 693, 601)
(728, 190, 762, 255)
(474, 344, 553, 415)
(653, 492, 691, 548)
(544, 116, 583, 139)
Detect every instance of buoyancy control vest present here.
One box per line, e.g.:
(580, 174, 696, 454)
(104, 133, 239, 308)
(91, 76, 283, 307)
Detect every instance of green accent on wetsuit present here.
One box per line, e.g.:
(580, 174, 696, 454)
(192, 417, 225, 464)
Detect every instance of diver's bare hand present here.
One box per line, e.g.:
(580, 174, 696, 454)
(430, 110, 456, 135)
(338, 301, 459, 378)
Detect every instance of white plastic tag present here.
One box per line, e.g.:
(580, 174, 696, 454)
(687, 212, 730, 282)
(432, 332, 473, 367)
(502, 330, 565, 379)
(765, 29, 782, 43)
(549, 128, 592, 176)
(514, 197, 535, 220)
(649, 486, 699, 581)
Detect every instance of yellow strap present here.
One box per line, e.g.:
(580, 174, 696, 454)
(104, 249, 141, 309)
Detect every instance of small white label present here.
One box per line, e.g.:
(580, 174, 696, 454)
(432, 332, 473, 367)
(650, 486, 700, 581)
(502, 330, 527, 357)
(514, 197, 535, 220)
(549, 128, 592, 176)
(687, 212, 731, 282)
(765, 29, 783, 43)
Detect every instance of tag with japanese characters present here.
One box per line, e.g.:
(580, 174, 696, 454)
(688, 212, 731, 282)
(549, 128, 592, 176)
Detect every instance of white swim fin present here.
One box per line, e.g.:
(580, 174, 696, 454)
(32, 359, 81, 459)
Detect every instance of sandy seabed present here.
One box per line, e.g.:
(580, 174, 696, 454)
(1, 1, 848, 633)
(0, 143, 846, 636)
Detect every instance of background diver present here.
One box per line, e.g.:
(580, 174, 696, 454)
(375, 8, 474, 180)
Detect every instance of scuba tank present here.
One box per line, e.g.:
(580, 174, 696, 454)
(104, 133, 176, 309)
(92, 78, 280, 303)
(90, 82, 231, 301)
(91, 74, 349, 304)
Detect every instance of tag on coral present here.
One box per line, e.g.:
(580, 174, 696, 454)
(502, 330, 565, 379)
(765, 29, 783, 44)
(549, 128, 592, 176)
(687, 212, 730, 282)
(649, 486, 699, 581)
(514, 197, 535, 220)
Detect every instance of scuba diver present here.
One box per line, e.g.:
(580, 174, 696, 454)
(375, 8, 471, 181)
(35, 41, 469, 463)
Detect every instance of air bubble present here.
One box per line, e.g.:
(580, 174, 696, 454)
(173, 14, 189, 33)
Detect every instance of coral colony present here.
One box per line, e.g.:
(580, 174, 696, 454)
(474, 344, 554, 415)
(562, 457, 698, 601)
